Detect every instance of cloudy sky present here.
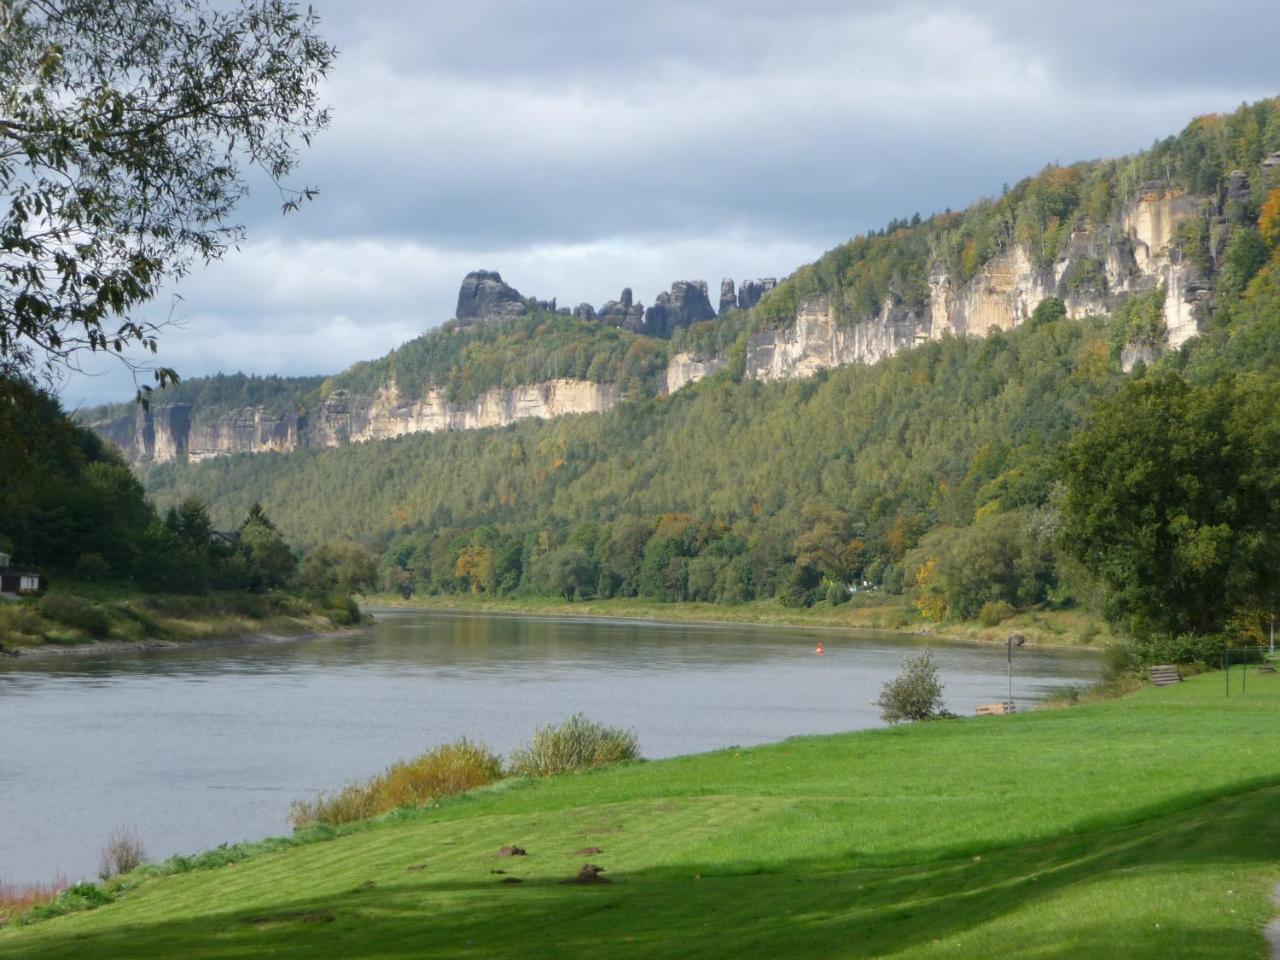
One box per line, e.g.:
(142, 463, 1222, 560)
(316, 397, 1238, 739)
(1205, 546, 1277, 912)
(65, 0, 1279, 407)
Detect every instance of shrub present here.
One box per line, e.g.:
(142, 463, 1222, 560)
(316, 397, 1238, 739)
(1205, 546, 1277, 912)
(98, 828, 147, 880)
(874, 650, 947, 725)
(826, 583, 850, 606)
(290, 738, 502, 828)
(508, 714, 639, 777)
(73, 552, 111, 580)
(37, 593, 111, 638)
(778, 564, 820, 608)
(979, 600, 1016, 627)
(0, 604, 46, 640)
(1131, 631, 1227, 666)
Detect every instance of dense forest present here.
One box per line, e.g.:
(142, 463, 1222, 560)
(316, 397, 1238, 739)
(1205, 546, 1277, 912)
(25, 98, 1280, 660)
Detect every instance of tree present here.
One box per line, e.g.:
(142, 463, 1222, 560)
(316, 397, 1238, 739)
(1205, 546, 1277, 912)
(874, 650, 947, 724)
(793, 498, 864, 586)
(0, 1, 335, 388)
(298, 541, 377, 599)
(1058, 373, 1280, 639)
(532, 547, 594, 601)
(239, 511, 295, 592)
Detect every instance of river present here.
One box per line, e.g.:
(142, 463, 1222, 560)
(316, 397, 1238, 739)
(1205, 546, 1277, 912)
(0, 608, 1103, 886)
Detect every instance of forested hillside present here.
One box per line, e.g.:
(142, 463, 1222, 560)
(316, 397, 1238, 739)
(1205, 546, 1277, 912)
(127, 98, 1280, 654)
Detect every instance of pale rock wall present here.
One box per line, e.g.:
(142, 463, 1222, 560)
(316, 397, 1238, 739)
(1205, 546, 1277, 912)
(665, 353, 726, 393)
(675, 190, 1203, 390)
(316, 378, 621, 446)
(188, 409, 301, 462)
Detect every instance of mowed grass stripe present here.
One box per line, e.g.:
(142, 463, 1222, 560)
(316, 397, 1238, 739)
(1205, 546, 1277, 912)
(3, 673, 1279, 958)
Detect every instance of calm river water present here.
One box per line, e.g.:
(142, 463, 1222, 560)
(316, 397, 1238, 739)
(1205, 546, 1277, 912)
(0, 609, 1102, 885)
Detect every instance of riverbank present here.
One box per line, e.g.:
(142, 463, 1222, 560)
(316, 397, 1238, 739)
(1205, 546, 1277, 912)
(0, 583, 366, 659)
(2, 670, 1276, 957)
(363, 592, 1117, 650)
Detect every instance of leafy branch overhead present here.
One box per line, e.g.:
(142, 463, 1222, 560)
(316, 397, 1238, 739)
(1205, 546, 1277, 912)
(0, 0, 335, 393)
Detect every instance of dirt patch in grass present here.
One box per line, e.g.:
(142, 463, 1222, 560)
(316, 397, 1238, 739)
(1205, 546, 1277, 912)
(500, 877, 523, 885)
(405, 863, 427, 872)
(561, 864, 609, 885)
(495, 845, 526, 858)
(243, 910, 334, 925)
(576, 846, 604, 855)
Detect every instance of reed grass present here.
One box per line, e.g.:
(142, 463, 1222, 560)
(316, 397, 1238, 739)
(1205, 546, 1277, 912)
(290, 738, 502, 828)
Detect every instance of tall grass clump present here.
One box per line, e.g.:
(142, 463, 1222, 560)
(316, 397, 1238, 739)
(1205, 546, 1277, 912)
(0, 875, 67, 923)
(507, 713, 639, 777)
(98, 827, 147, 880)
(290, 738, 502, 828)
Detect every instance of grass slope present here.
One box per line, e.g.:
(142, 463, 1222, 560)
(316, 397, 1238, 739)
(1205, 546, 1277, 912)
(3, 673, 1279, 958)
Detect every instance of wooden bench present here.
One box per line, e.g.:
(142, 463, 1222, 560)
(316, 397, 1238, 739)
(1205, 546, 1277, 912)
(1148, 665, 1181, 686)
(976, 702, 1015, 716)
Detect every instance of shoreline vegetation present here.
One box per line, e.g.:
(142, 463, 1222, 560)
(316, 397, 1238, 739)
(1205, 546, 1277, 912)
(2, 671, 1277, 956)
(0, 581, 370, 660)
(362, 592, 1118, 651)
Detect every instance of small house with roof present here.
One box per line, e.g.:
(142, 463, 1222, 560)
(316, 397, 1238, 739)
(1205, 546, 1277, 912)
(0, 552, 46, 595)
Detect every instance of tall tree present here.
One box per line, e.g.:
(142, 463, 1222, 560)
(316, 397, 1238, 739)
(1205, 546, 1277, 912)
(0, 0, 334, 390)
(1058, 373, 1280, 638)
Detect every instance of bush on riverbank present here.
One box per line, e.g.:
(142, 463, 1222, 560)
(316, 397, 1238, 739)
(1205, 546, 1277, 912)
(508, 714, 639, 777)
(289, 739, 504, 828)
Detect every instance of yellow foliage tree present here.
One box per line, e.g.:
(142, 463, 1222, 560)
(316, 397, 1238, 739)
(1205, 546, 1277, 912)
(1259, 188, 1280, 251)
(454, 546, 493, 593)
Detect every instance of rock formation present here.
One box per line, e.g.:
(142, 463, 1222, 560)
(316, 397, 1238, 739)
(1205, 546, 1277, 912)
(455, 270, 529, 324)
(643, 281, 716, 337)
(738, 278, 777, 310)
(597, 288, 645, 331)
(719, 278, 737, 315)
(572, 302, 597, 322)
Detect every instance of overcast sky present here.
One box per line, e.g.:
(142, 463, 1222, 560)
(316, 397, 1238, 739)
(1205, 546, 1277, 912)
(64, 0, 1279, 408)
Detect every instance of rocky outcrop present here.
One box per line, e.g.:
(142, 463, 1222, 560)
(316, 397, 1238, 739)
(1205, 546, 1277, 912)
(455, 270, 529, 324)
(94, 379, 621, 465)
(643, 281, 716, 337)
(683, 189, 1207, 391)
(598, 288, 645, 331)
(719, 278, 738, 315)
(310, 379, 619, 445)
(89, 403, 192, 463)
(665, 352, 727, 393)
(188, 408, 300, 462)
(572, 302, 597, 322)
(738, 278, 777, 310)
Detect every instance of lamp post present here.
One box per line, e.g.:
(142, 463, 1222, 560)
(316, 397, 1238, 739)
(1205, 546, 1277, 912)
(1006, 633, 1025, 712)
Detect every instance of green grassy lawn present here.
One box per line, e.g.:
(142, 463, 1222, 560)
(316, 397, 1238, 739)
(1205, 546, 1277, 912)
(365, 592, 1118, 650)
(3, 672, 1278, 958)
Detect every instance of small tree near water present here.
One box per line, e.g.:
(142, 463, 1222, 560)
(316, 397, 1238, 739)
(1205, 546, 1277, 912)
(874, 650, 947, 724)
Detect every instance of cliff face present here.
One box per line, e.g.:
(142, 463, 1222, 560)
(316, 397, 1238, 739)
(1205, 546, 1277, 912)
(308, 379, 619, 446)
(92, 379, 620, 465)
(733, 189, 1205, 388)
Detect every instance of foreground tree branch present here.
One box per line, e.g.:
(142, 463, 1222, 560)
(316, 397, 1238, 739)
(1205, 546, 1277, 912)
(0, 0, 335, 398)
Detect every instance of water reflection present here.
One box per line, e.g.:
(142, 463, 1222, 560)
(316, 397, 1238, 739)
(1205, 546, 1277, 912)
(0, 609, 1101, 886)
